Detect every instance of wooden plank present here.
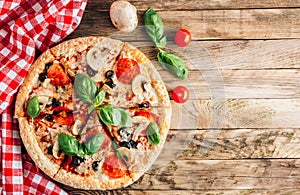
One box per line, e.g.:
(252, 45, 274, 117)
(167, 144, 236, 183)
(88, 0, 300, 11)
(170, 99, 300, 129)
(162, 129, 300, 160)
(66, 189, 300, 195)
(70, 9, 300, 40)
(126, 159, 300, 190)
(161, 69, 300, 99)
(132, 40, 300, 70)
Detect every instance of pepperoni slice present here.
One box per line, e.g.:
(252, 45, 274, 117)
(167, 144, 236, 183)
(102, 153, 128, 179)
(47, 62, 71, 86)
(53, 106, 74, 126)
(115, 58, 140, 84)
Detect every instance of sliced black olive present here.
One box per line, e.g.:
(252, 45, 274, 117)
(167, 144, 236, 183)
(129, 140, 138, 149)
(52, 98, 61, 107)
(47, 146, 53, 155)
(45, 115, 53, 121)
(138, 102, 149, 109)
(120, 141, 131, 149)
(45, 62, 52, 71)
(92, 161, 100, 171)
(87, 66, 97, 77)
(39, 73, 47, 82)
(105, 78, 116, 89)
(72, 156, 84, 167)
(105, 70, 115, 78)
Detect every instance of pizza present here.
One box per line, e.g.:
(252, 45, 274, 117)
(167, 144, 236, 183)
(14, 36, 171, 190)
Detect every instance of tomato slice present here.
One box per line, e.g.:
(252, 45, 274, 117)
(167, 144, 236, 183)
(53, 106, 74, 125)
(102, 153, 128, 179)
(115, 58, 140, 84)
(174, 29, 191, 47)
(47, 62, 71, 86)
(172, 86, 189, 104)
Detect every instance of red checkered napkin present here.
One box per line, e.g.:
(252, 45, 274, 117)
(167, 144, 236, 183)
(0, 0, 87, 194)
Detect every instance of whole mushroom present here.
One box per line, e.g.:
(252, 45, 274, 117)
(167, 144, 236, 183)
(110, 0, 138, 32)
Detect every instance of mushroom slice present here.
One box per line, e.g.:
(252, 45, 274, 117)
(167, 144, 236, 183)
(117, 147, 134, 164)
(132, 116, 150, 141)
(53, 142, 61, 159)
(86, 47, 104, 71)
(37, 96, 49, 110)
(132, 74, 151, 95)
(71, 119, 81, 136)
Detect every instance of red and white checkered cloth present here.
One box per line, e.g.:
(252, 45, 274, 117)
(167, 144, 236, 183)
(0, 0, 87, 194)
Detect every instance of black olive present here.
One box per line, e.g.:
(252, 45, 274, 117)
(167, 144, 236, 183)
(47, 146, 53, 155)
(45, 115, 53, 121)
(105, 78, 116, 88)
(87, 66, 97, 77)
(45, 62, 52, 71)
(138, 102, 149, 109)
(39, 73, 47, 82)
(92, 161, 100, 171)
(52, 98, 61, 107)
(120, 141, 131, 149)
(72, 156, 83, 166)
(105, 70, 115, 78)
(129, 140, 138, 149)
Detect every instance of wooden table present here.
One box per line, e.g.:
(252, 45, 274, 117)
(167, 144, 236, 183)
(61, 1, 300, 194)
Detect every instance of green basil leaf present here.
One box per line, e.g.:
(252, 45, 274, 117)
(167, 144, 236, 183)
(74, 73, 98, 103)
(27, 96, 41, 119)
(146, 122, 160, 145)
(87, 104, 95, 114)
(77, 144, 86, 158)
(58, 134, 79, 156)
(98, 105, 132, 127)
(144, 8, 167, 48)
(94, 90, 105, 107)
(157, 50, 188, 79)
(85, 134, 104, 155)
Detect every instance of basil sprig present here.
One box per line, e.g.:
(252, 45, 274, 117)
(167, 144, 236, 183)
(158, 50, 188, 79)
(27, 96, 41, 119)
(58, 133, 104, 157)
(146, 122, 160, 145)
(144, 8, 189, 79)
(98, 105, 132, 127)
(75, 73, 98, 103)
(144, 8, 167, 48)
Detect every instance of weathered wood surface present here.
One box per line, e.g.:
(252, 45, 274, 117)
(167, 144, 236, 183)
(62, 0, 300, 194)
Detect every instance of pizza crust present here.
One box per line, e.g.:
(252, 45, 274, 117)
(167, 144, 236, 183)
(14, 49, 55, 118)
(18, 117, 60, 176)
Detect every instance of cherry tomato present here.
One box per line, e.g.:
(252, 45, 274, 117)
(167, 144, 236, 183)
(53, 106, 74, 125)
(47, 62, 71, 86)
(172, 86, 189, 104)
(115, 58, 140, 84)
(174, 29, 191, 47)
(102, 153, 128, 179)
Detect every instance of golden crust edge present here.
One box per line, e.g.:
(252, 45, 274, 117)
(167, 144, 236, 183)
(18, 117, 60, 176)
(14, 50, 54, 118)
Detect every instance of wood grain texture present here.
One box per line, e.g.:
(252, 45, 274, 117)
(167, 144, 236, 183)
(89, 0, 300, 11)
(170, 99, 300, 129)
(70, 8, 300, 40)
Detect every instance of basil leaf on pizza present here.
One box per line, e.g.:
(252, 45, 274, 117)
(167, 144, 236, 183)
(27, 96, 41, 119)
(146, 122, 161, 145)
(94, 90, 105, 107)
(74, 73, 98, 103)
(144, 8, 166, 48)
(98, 105, 132, 127)
(85, 134, 104, 155)
(157, 50, 188, 79)
(58, 134, 79, 156)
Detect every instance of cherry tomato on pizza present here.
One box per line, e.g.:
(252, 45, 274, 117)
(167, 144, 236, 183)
(174, 29, 191, 47)
(47, 62, 71, 86)
(115, 58, 140, 84)
(172, 86, 189, 104)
